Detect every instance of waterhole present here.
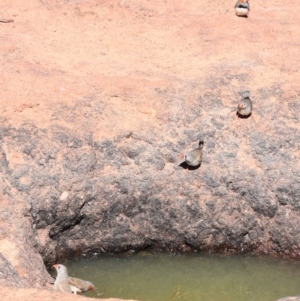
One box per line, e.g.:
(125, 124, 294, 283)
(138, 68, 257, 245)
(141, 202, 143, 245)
(50, 252, 300, 301)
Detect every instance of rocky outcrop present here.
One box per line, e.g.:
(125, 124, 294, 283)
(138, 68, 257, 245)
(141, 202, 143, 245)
(0, 0, 300, 300)
(0, 193, 51, 288)
(1, 95, 300, 263)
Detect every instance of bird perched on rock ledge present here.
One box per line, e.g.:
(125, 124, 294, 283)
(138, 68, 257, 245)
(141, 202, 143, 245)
(235, 0, 250, 17)
(179, 141, 204, 168)
(237, 91, 252, 117)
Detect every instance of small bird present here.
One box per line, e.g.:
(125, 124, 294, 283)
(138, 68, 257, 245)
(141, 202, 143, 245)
(53, 264, 96, 294)
(237, 91, 252, 117)
(179, 141, 204, 168)
(235, 0, 250, 17)
(68, 277, 95, 292)
(53, 264, 72, 293)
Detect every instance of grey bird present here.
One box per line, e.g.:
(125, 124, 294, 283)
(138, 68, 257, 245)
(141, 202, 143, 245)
(179, 141, 204, 167)
(235, 0, 250, 17)
(68, 277, 95, 292)
(237, 91, 252, 117)
(53, 264, 72, 293)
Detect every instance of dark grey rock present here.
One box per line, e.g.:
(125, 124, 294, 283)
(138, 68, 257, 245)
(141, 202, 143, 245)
(1, 84, 300, 293)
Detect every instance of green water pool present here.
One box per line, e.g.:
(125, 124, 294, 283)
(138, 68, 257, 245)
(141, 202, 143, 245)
(50, 252, 300, 301)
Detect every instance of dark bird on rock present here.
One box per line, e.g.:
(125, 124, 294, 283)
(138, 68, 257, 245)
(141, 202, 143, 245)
(179, 141, 204, 167)
(237, 91, 252, 117)
(235, 0, 250, 17)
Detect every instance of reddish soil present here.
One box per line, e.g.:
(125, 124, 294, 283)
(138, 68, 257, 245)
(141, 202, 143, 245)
(1, 0, 299, 136)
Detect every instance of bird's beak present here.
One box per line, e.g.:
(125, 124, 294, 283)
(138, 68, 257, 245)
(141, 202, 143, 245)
(53, 264, 58, 269)
(179, 153, 184, 159)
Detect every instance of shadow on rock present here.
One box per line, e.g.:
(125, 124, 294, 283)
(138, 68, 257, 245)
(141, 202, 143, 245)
(178, 161, 202, 171)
